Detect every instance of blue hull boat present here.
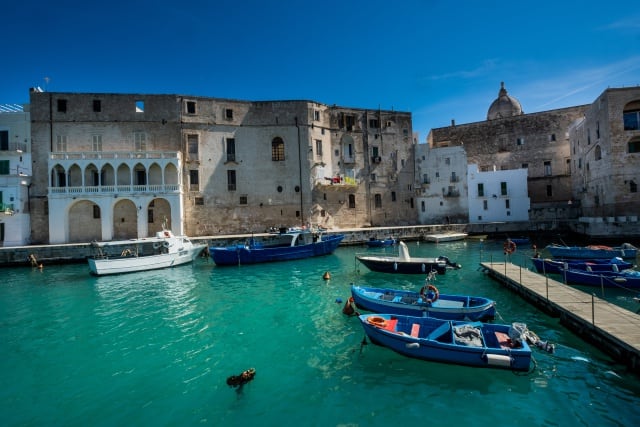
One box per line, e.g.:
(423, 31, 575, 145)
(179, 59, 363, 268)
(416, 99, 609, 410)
(358, 314, 532, 371)
(350, 284, 496, 321)
(366, 237, 396, 247)
(560, 267, 640, 288)
(210, 231, 344, 265)
(531, 257, 634, 274)
(546, 243, 638, 260)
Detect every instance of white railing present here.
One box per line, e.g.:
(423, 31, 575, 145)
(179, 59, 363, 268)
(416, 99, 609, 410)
(48, 184, 182, 196)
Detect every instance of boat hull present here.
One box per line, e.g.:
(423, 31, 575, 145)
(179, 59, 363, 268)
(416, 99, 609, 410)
(546, 244, 638, 260)
(88, 245, 205, 276)
(531, 257, 633, 274)
(359, 314, 532, 371)
(210, 234, 344, 265)
(356, 256, 448, 274)
(560, 268, 640, 288)
(351, 285, 496, 321)
(424, 233, 468, 243)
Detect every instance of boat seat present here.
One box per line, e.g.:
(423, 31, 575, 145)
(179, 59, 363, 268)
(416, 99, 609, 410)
(427, 322, 452, 342)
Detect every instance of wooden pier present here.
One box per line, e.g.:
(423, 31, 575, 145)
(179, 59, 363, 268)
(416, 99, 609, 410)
(480, 261, 640, 374)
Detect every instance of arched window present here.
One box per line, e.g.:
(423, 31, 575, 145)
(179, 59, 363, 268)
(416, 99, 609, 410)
(623, 100, 640, 130)
(594, 145, 602, 160)
(271, 137, 285, 161)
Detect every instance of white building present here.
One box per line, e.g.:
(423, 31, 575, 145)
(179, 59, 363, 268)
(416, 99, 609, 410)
(467, 164, 529, 223)
(415, 144, 468, 224)
(0, 104, 32, 246)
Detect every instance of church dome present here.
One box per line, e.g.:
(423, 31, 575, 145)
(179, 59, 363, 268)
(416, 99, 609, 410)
(487, 82, 523, 120)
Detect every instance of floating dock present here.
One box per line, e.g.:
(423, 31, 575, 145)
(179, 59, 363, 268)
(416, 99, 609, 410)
(480, 261, 640, 374)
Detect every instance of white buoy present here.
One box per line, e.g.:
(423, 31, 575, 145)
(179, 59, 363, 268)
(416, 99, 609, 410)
(484, 354, 512, 367)
(405, 342, 420, 349)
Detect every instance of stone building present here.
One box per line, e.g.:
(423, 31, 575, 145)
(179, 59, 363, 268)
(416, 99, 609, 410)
(427, 82, 589, 222)
(568, 86, 640, 236)
(28, 91, 415, 243)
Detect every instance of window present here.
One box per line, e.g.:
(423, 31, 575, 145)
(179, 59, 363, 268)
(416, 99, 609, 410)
(596, 121, 600, 139)
(374, 194, 382, 208)
(546, 185, 553, 197)
(315, 139, 323, 157)
(348, 194, 355, 209)
(186, 101, 196, 114)
(549, 133, 556, 142)
(500, 182, 507, 196)
(391, 191, 396, 202)
(631, 180, 638, 193)
(624, 109, 640, 130)
(483, 200, 488, 210)
(227, 170, 236, 191)
(225, 108, 233, 120)
(521, 163, 528, 169)
(477, 183, 484, 197)
(314, 110, 320, 121)
(450, 172, 458, 182)
(239, 195, 248, 205)
(187, 134, 199, 160)
(371, 173, 376, 181)
(628, 139, 640, 153)
(93, 100, 101, 112)
(566, 159, 571, 175)
(56, 135, 68, 152)
(134, 132, 146, 151)
(92, 135, 102, 151)
(421, 201, 425, 212)
(135, 100, 144, 113)
(93, 205, 100, 219)
(148, 209, 154, 224)
(271, 137, 285, 161)
(0, 130, 8, 150)
(544, 161, 552, 176)
(195, 197, 204, 205)
(57, 99, 67, 112)
(189, 170, 199, 191)
(595, 145, 602, 160)
(0, 160, 9, 175)
(226, 138, 236, 162)
(369, 118, 379, 128)
(516, 137, 524, 145)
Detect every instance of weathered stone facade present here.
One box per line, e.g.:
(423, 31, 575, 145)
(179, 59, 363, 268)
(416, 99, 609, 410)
(428, 84, 588, 221)
(28, 91, 415, 243)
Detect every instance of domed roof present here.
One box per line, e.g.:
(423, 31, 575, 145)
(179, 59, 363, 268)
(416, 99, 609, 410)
(487, 82, 523, 120)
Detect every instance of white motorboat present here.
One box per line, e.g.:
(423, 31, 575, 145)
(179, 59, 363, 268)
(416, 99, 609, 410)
(88, 230, 207, 276)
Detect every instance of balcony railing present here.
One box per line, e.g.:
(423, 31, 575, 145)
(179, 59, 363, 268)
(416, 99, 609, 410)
(50, 151, 181, 161)
(49, 184, 180, 195)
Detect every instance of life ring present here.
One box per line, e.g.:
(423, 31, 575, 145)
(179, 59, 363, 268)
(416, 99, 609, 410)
(367, 316, 388, 328)
(503, 240, 517, 254)
(420, 284, 439, 303)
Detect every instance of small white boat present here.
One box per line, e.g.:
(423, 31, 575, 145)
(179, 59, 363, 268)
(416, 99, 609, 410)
(88, 230, 207, 276)
(424, 232, 468, 243)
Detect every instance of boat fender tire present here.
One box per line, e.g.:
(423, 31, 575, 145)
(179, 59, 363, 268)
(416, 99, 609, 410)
(153, 242, 161, 249)
(420, 284, 439, 303)
(163, 241, 171, 248)
(367, 316, 388, 328)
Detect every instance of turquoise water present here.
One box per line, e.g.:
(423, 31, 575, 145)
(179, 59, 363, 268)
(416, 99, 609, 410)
(1, 240, 639, 427)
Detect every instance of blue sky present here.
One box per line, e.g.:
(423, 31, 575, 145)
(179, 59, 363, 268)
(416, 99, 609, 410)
(3, 0, 639, 139)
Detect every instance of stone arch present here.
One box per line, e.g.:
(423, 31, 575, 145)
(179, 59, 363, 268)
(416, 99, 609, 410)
(133, 162, 147, 186)
(101, 164, 116, 186)
(68, 163, 82, 187)
(68, 200, 102, 243)
(148, 162, 162, 185)
(85, 162, 99, 187)
(165, 163, 179, 185)
(147, 198, 172, 234)
(116, 164, 132, 186)
(594, 145, 602, 161)
(51, 164, 67, 187)
(113, 199, 138, 240)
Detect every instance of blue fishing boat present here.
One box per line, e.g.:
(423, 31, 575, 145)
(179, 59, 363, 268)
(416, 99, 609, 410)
(545, 243, 638, 260)
(210, 230, 344, 265)
(560, 267, 640, 288)
(356, 241, 461, 274)
(358, 314, 533, 371)
(365, 237, 396, 247)
(350, 284, 496, 321)
(531, 257, 634, 275)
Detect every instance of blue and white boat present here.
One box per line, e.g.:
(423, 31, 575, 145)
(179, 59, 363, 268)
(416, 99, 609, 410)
(210, 229, 344, 266)
(350, 284, 496, 321)
(560, 267, 640, 288)
(358, 314, 533, 371)
(356, 241, 461, 275)
(366, 237, 397, 247)
(545, 243, 638, 260)
(531, 257, 634, 275)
